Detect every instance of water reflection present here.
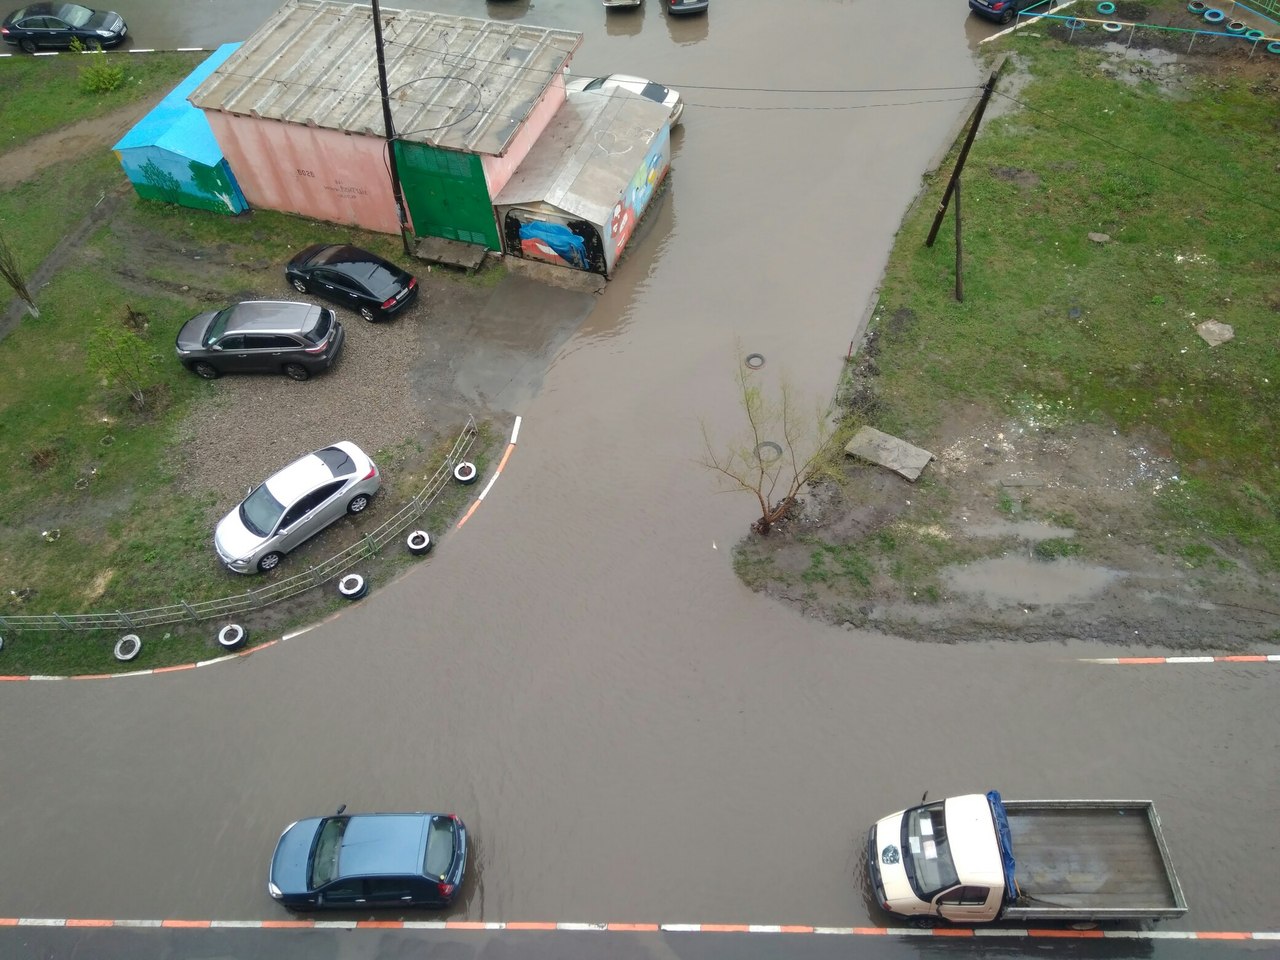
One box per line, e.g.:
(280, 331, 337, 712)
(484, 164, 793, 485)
(484, 0, 531, 21)
(604, 2, 646, 37)
(664, 4, 710, 45)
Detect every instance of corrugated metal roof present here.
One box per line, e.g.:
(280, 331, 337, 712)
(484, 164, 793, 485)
(494, 87, 669, 226)
(114, 43, 243, 165)
(188, 0, 581, 157)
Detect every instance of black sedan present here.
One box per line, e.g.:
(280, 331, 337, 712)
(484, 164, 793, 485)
(1, 3, 127, 52)
(285, 244, 419, 323)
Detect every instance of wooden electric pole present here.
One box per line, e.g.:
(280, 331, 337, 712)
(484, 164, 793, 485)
(925, 56, 1007, 251)
(370, 0, 414, 257)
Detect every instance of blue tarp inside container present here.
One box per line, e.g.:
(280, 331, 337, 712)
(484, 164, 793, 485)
(113, 43, 248, 214)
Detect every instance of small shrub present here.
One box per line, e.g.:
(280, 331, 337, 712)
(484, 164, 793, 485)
(76, 42, 125, 95)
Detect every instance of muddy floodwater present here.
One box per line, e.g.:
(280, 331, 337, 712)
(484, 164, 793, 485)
(1, 0, 1276, 936)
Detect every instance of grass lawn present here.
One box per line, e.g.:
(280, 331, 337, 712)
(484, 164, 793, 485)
(0, 52, 205, 150)
(793, 1, 1280, 608)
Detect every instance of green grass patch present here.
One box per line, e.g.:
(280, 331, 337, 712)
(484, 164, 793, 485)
(1033, 537, 1083, 561)
(0, 53, 204, 149)
(800, 538, 874, 588)
(860, 30, 1280, 567)
(0, 150, 125, 270)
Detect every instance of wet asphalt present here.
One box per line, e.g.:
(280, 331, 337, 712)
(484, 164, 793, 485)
(0, 1, 1276, 957)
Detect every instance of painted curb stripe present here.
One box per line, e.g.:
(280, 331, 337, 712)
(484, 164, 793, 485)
(0, 918, 1272, 939)
(1081, 654, 1279, 665)
(457, 416, 521, 530)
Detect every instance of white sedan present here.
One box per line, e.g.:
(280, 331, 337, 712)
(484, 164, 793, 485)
(565, 73, 684, 126)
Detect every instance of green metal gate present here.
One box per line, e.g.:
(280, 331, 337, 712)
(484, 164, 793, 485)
(394, 141, 501, 250)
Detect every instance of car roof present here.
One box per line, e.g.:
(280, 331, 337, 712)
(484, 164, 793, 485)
(223, 301, 324, 335)
(309, 245, 387, 268)
(263, 442, 367, 502)
(337, 813, 432, 879)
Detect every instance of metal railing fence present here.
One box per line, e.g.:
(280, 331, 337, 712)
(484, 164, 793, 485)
(0, 418, 477, 634)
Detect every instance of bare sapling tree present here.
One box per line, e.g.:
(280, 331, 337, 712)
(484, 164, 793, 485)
(700, 361, 855, 535)
(0, 229, 39, 318)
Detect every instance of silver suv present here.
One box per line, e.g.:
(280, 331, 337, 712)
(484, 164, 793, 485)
(175, 300, 345, 381)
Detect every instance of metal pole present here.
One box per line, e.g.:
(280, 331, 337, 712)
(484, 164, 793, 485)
(370, 0, 414, 257)
(926, 57, 1004, 248)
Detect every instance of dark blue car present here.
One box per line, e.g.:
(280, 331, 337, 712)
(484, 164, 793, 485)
(1, 3, 127, 52)
(269, 809, 467, 910)
(968, 0, 1052, 24)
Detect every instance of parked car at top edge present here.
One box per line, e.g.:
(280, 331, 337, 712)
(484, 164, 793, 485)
(270, 808, 467, 911)
(285, 244, 418, 322)
(968, 0, 1049, 24)
(667, 0, 708, 15)
(565, 73, 684, 126)
(1, 3, 127, 52)
(214, 441, 379, 574)
(175, 300, 344, 382)
(603, 0, 642, 8)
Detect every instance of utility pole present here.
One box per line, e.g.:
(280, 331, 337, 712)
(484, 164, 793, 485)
(925, 55, 1006, 250)
(370, 0, 414, 257)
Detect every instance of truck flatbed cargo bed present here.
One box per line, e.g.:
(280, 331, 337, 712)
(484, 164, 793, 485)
(1001, 800, 1187, 920)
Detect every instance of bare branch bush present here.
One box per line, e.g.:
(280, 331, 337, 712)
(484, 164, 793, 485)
(700, 359, 857, 535)
(0, 230, 39, 318)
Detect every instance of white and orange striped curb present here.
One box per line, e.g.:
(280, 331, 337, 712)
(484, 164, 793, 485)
(0, 918, 1276, 939)
(1081, 654, 1280, 665)
(456, 416, 520, 529)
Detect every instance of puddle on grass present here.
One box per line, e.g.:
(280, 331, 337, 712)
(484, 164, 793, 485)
(942, 554, 1121, 605)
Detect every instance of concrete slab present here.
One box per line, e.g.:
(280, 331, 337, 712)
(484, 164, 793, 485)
(845, 426, 935, 481)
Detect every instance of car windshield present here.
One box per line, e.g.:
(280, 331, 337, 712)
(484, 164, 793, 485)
(238, 483, 286, 537)
(202, 308, 233, 347)
(56, 3, 94, 26)
(423, 816, 454, 878)
(314, 446, 354, 477)
(901, 801, 959, 901)
(303, 309, 332, 345)
(309, 817, 348, 889)
(582, 77, 607, 91)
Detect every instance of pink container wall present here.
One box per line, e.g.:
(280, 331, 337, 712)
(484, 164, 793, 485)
(482, 73, 567, 198)
(205, 113, 401, 234)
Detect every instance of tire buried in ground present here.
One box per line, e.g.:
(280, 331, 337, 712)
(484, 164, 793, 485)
(406, 530, 433, 555)
(217, 623, 248, 650)
(338, 573, 368, 600)
(114, 634, 142, 662)
(453, 461, 478, 485)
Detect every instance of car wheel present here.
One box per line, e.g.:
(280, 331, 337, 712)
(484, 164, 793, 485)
(359, 305, 377, 322)
(347, 493, 371, 515)
(999, 7, 1014, 22)
(20, 38, 37, 53)
(283, 363, 310, 381)
(291, 277, 308, 294)
(192, 361, 220, 380)
(257, 552, 283, 573)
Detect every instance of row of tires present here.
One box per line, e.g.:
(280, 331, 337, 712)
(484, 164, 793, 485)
(20, 458, 484, 666)
(1187, 1, 1279, 48)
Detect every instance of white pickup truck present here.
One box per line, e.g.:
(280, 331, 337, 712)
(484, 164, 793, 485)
(866, 791, 1188, 924)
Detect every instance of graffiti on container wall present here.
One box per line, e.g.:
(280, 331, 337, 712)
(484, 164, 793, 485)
(610, 135, 668, 258)
(293, 168, 371, 198)
(503, 213, 606, 274)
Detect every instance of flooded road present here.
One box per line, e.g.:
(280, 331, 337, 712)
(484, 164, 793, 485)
(1, 0, 1276, 937)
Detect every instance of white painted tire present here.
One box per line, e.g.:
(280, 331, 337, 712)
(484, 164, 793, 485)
(217, 623, 248, 650)
(338, 573, 368, 600)
(114, 634, 142, 662)
(406, 530, 433, 556)
(453, 461, 478, 485)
